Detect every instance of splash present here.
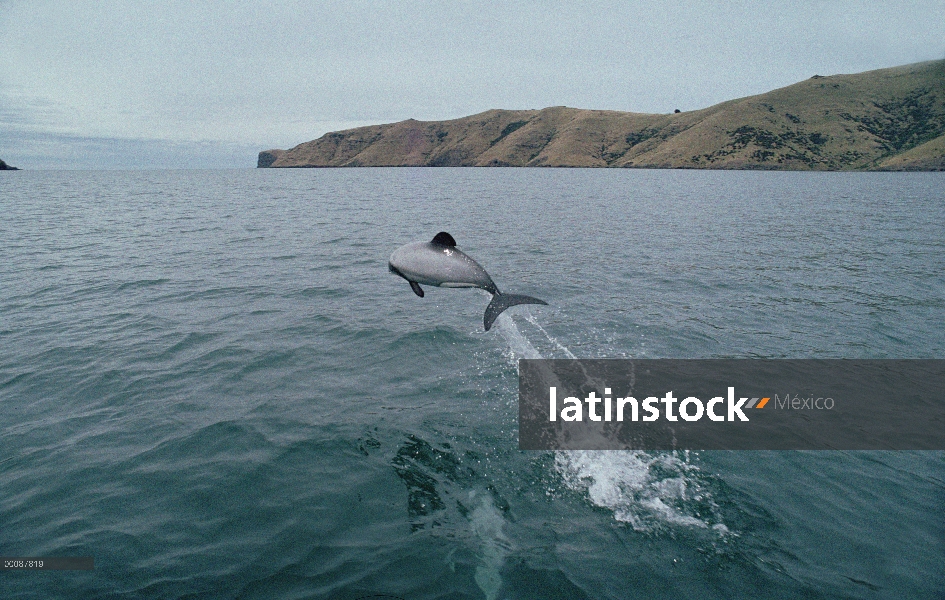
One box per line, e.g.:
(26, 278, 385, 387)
(491, 314, 727, 534)
(554, 450, 728, 533)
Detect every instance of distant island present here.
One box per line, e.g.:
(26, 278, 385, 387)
(259, 60, 944, 171)
(0, 159, 18, 170)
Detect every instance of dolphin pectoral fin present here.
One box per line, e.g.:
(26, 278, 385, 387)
(410, 281, 425, 298)
(483, 292, 547, 331)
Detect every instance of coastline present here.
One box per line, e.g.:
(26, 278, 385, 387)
(259, 60, 945, 172)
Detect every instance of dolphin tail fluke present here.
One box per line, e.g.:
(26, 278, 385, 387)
(484, 292, 547, 331)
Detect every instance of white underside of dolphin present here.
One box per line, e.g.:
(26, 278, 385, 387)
(389, 232, 547, 331)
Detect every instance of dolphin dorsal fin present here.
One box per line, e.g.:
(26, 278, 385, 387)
(431, 232, 457, 247)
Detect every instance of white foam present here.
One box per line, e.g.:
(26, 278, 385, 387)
(554, 450, 719, 532)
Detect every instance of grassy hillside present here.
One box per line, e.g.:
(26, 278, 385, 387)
(259, 60, 945, 170)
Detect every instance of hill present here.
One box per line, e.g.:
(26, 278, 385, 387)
(259, 60, 945, 170)
(0, 159, 19, 170)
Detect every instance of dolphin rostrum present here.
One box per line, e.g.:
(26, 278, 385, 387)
(389, 232, 547, 331)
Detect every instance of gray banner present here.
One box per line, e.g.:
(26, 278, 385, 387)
(519, 360, 945, 450)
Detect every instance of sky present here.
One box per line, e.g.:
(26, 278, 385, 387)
(1, 1, 943, 169)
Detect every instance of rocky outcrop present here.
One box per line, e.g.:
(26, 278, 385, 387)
(0, 159, 19, 170)
(257, 150, 284, 168)
(260, 60, 945, 171)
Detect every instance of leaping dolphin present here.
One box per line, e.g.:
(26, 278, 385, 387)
(389, 232, 547, 331)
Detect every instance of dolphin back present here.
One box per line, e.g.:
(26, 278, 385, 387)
(484, 292, 548, 331)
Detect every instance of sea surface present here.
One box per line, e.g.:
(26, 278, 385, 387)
(1, 168, 943, 599)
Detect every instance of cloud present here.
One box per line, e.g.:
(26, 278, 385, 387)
(2, 1, 944, 168)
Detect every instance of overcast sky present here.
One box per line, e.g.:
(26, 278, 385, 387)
(2, 1, 943, 169)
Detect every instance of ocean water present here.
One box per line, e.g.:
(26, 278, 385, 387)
(1, 167, 943, 599)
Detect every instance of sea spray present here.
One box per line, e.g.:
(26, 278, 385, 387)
(524, 312, 576, 359)
(493, 312, 543, 362)
(469, 490, 512, 600)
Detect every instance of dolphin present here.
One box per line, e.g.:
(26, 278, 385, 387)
(389, 232, 547, 331)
